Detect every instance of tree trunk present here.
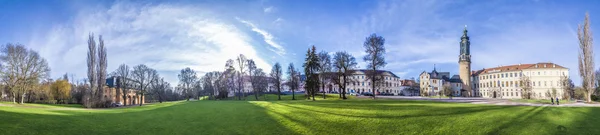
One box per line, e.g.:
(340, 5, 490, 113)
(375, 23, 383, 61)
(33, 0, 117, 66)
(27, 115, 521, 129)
(292, 89, 296, 100)
(312, 87, 316, 101)
(322, 83, 326, 99)
(20, 92, 25, 104)
(139, 93, 144, 106)
(254, 90, 258, 100)
(278, 88, 281, 100)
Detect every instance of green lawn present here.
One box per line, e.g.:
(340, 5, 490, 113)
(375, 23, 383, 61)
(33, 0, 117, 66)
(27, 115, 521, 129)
(1, 95, 599, 135)
(510, 99, 575, 104)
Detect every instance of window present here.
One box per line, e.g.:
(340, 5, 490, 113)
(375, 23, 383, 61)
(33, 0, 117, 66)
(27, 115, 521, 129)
(501, 74, 504, 78)
(544, 81, 547, 86)
(533, 82, 536, 86)
(538, 72, 540, 75)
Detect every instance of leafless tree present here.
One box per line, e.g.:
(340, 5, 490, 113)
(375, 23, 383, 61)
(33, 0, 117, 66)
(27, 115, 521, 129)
(317, 51, 332, 99)
(236, 54, 247, 100)
(520, 75, 533, 99)
(97, 35, 108, 103)
(578, 12, 595, 102)
(247, 59, 258, 100)
(0, 44, 50, 104)
(131, 64, 158, 106)
(110, 64, 131, 105)
(287, 63, 300, 100)
(150, 76, 169, 103)
(85, 34, 97, 108)
(178, 67, 197, 101)
(271, 62, 283, 100)
(333, 51, 357, 100)
(202, 71, 221, 100)
(252, 68, 268, 100)
(560, 75, 574, 100)
(363, 33, 386, 99)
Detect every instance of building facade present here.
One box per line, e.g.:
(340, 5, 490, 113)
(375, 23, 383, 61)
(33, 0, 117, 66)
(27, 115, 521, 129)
(419, 68, 464, 97)
(106, 76, 145, 105)
(471, 63, 569, 99)
(319, 70, 402, 95)
(419, 26, 570, 99)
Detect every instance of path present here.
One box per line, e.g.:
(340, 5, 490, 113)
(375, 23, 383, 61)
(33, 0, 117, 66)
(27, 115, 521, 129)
(373, 96, 600, 107)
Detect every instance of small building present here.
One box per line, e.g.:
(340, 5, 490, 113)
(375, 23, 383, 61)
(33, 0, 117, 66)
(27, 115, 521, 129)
(105, 76, 145, 105)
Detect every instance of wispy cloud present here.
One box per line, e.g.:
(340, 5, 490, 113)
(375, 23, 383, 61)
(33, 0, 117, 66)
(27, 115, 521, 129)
(238, 18, 286, 56)
(264, 6, 274, 13)
(28, 2, 273, 84)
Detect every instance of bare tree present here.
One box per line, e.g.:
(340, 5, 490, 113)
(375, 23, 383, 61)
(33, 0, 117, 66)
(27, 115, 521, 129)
(271, 63, 283, 100)
(86, 34, 97, 108)
(252, 68, 268, 100)
(223, 59, 237, 99)
(247, 59, 258, 100)
(0, 44, 50, 104)
(111, 64, 131, 106)
(287, 63, 300, 100)
(317, 51, 332, 99)
(178, 67, 198, 101)
(333, 51, 357, 100)
(363, 33, 386, 99)
(131, 64, 158, 106)
(560, 75, 574, 100)
(520, 75, 533, 99)
(202, 71, 221, 100)
(442, 83, 453, 99)
(97, 35, 108, 103)
(236, 54, 247, 100)
(150, 77, 169, 103)
(578, 12, 595, 102)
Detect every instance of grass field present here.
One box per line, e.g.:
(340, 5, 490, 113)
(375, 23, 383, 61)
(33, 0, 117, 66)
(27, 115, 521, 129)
(1, 95, 600, 135)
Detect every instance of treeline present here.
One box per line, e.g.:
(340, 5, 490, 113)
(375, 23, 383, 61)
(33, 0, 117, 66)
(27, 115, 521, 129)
(191, 33, 388, 101)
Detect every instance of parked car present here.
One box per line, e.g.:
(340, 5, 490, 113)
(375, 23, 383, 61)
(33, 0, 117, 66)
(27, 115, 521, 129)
(362, 92, 374, 96)
(349, 93, 359, 96)
(111, 102, 123, 107)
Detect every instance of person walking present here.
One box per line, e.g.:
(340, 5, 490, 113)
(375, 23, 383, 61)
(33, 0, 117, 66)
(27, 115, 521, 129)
(551, 97, 554, 105)
(556, 97, 560, 105)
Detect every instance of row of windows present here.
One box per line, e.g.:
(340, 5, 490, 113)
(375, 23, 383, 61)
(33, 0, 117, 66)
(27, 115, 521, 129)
(475, 80, 564, 88)
(478, 71, 566, 80)
(347, 82, 400, 87)
(351, 76, 398, 81)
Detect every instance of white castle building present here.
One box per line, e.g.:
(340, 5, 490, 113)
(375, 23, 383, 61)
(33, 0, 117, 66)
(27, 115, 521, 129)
(420, 26, 570, 99)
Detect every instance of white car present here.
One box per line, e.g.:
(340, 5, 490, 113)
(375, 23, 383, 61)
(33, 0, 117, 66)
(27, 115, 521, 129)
(349, 93, 359, 96)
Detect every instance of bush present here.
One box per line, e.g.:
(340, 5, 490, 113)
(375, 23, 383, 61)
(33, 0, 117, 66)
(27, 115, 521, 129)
(592, 95, 600, 101)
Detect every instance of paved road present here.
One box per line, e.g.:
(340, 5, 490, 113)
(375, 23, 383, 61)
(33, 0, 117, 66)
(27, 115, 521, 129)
(374, 96, 600, 107)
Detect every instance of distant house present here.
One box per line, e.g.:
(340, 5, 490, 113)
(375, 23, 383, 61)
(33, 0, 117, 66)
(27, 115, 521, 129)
(105, 76, 144, 105)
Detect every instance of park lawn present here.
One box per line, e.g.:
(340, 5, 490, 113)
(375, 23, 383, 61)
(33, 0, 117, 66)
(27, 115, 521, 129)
(1, 95, 600, 135)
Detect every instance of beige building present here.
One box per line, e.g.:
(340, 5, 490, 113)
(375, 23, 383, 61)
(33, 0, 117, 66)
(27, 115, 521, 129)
(471, 63, 569, 99)
(419, 68, 465, 97)
(322, 70, 402, 95)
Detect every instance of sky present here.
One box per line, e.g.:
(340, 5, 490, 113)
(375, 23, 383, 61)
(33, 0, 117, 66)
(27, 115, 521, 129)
(0, 0, 599, 85)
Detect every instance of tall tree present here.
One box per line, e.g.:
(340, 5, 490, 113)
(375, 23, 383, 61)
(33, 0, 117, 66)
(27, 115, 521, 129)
(303, 46, 320, 101)
(223, 59, 236, 99)
(333, 51, 357, 100)
(132, 64, 158, 106)
(97, 35, 108, 103)
(363, 33, 386, 99)
(86, 34, 97, 107)
(317, 51, 332, 99)
(202, 71, 221, 100)
(0, 44, 50, 104)
(287, 63, 300, 100)
(236, 54, 247, 100)
(578, 12, 595, 102)
(247, 59, 258, 100)
(111, 64, 131, 106)
(271, 63, 283, 100)
(178, 67, 198, 101)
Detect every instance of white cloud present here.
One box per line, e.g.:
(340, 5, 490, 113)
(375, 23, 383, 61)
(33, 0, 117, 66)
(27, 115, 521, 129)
(28, 2, 272, 85)
(238, 19, 286, 56)
(264, 6, 274, 13)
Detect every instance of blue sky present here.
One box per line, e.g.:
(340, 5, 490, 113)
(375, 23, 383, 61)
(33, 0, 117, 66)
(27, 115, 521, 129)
(1, 0, 599, 85)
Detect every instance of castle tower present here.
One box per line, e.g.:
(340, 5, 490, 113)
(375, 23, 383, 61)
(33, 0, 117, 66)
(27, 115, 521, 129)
(459, 25, 472, 97)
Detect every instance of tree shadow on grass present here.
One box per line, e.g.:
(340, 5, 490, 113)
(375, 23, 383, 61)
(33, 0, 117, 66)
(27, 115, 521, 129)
(0, 101, 296, 135)
(275, 102, 517, 120)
